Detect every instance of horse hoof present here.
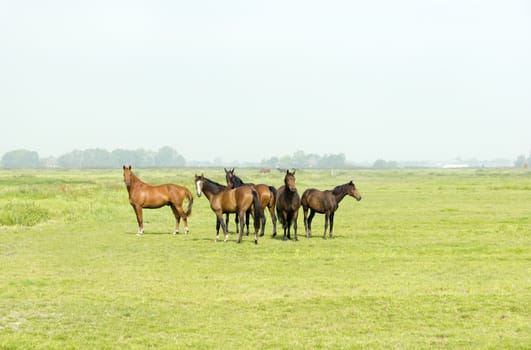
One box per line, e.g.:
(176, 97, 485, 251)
(254, 240, 258, 244)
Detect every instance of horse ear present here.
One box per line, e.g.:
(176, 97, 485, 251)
(292, 169, 296, 175)
(123, 165, 126, 170)
(231, 168, 235, 173)
(128, 165, 132, 170)
(349, 180, 354, 185)
(224, 168, 228, 173)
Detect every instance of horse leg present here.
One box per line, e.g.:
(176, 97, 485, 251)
(272, 212, 279, 238)
(293, 210, 299, 241)
(234, 214, 240, 234)
(177, 205, 189, 234)
(268, 206, 277, 237)
(170, 204, 181, 235)
(237, 211, 245, 243)
(216, 217, 221, 241)
(329, 212, 335, 238)
(174, 203, 189, 234)
(255, 213, 261, 244)
(225, 213, 231, 233)
(245, 210, 251, 236)
(132, 205, 144, 235)
(307, 210, 316, 238)
(323, 212, 330, 239)
(216, 213, 229, 242)
(282, 214, 289, 240)
(182, 213, 189, 234)
(259, 209, 266, 237)
(220, 213, 229, 242)
(303, 207, 309, 238)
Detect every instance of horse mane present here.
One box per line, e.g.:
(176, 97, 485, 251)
(127, 170, 146, 188)
(331, 182, 352, 195)
(231, 175, 246, 187)
(203, 177, 227, 193)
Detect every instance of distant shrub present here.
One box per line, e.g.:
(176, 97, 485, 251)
(0, 201, 50, 226)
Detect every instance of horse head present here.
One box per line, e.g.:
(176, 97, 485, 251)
(224, 168, 235, 189)
(194, 174, 204, 197)
(123, 165, 133, 187)
(348, 180, 362, 201)
(284, 169, 297, 192)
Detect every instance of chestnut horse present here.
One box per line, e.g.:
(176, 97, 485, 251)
(224, 168, 277, 237)
(301, 181, 362, 239)
(122, 166, 193, 235)
(274, 169, 300, 241)
(195, 174, 262, 244)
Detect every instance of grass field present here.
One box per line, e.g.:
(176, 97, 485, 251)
(0, 167, 529, 349)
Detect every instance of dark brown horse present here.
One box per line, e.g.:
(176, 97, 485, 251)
(224, 168, 276, 237)
(274, 169, 300, 241)
(195, 174, 262, 244)
(301, 181, 362, 239)
(122, 165, 193, 235)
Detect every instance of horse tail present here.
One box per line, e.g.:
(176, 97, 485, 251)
(185, 189, 193, 217)
(251, 189, 262, 231)
(268, 186, 277, 208)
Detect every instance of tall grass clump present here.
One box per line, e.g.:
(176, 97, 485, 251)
(0, 201, 50, 226)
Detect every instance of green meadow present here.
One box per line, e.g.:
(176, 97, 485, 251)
(0, 168, 529, 349)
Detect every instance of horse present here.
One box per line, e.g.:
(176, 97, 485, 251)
(195, 174, 262, 244)
(301, 181, 362, 239)
(274, 169, 300, 241)
(224, 168, 277, 237)
(122, 165, 193, 235)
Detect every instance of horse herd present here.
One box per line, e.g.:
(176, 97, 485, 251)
(122, 166, 362, 244)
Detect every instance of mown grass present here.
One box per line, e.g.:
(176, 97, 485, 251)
(0, 168, 529, 349)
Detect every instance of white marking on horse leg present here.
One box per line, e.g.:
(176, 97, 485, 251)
(173, 228, 179, 235)
(216, 234, 220, 242)
(184, 226, 189, 234)
(137, 227, 144, 235)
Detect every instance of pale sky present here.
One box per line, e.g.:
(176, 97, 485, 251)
(1, 0, 530, 163)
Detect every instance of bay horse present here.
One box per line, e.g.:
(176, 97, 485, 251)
(224, 168, 277, 237)
(195, 174, 262, 244)
(301, 181, 362, 239)
(274, 169, 300, 241)
(122, 165, 193, 235)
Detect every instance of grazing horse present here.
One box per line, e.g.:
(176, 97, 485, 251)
(195, 174, 262, 244)
(122, 165, 193, 235)
(301, 181, 362, 239)
(224, 168, 276, 237)
(274, 169, 300, 241)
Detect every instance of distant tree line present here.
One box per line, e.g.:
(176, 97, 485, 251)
(514, 153, 530, 168)
(260, 151, 347, 169)
(1, 147, 529, 169)
(0, 146, 185, 169)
